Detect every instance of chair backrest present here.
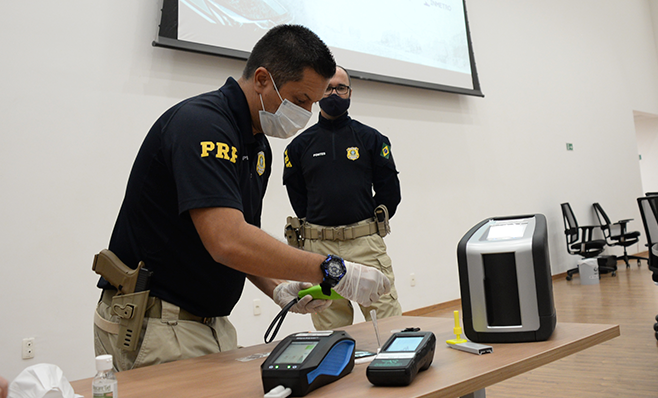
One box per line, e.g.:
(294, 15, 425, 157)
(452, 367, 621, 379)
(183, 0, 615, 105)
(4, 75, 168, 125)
(638, 196, 658, 246)
(637, 196, 658, 275)
(592, 203, 612, 239)
(560, 202, 579, 246)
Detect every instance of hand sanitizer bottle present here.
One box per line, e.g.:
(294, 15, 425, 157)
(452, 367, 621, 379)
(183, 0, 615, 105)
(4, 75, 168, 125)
(92, 354, 118, 398)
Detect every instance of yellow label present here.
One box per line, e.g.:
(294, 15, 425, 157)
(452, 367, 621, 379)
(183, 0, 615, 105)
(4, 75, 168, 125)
(200, 141, 238, 163)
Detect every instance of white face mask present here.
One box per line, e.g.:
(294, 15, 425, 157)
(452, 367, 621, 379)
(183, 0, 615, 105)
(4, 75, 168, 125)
(258, 72, 312, 139)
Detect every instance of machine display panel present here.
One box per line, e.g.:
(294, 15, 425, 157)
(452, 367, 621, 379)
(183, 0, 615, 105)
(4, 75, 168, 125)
(385, 336, 424, 352)
(485, 220, 529, 241)
(273, 341, 319, 364)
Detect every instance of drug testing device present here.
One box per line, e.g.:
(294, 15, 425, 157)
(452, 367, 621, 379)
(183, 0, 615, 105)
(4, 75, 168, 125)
(298, 285, 343, 300)
(366, 330, 436, 386)
(457, 214, 557, 343)
(261, 330, 355, 397)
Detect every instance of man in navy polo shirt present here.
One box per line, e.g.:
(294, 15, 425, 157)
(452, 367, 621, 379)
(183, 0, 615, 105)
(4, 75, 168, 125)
(283, 66, 402, 330)
(93, 25, 391, 371)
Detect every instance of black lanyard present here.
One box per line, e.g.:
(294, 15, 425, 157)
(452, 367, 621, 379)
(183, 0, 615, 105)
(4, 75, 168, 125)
(264, 297, 299, 344)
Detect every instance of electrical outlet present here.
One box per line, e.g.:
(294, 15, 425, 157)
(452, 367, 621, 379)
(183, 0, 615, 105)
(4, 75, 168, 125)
(410, 273, 416, 287)
(22, 338, 35, 359)
(253, 299, 262, 316)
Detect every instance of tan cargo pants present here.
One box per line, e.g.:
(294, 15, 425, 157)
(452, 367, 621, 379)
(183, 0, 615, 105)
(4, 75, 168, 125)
(94, 290, 238, 371)
(304, 223, 402, 330)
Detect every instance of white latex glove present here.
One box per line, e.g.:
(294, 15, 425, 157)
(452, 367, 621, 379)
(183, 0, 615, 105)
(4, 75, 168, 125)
(273, 282, 333, 314)
(333, 260, 391, 307)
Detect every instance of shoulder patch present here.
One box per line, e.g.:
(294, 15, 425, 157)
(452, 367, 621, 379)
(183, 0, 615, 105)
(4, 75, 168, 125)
(346, 147, 360, 161)
(380, 143, 391, 159)
(284, 149, 292, 168)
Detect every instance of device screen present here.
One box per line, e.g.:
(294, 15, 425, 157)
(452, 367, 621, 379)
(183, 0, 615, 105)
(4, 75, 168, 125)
(273, 341, 319, 364)
(486, 221, 528, 241)
(385, 336, 424, 352)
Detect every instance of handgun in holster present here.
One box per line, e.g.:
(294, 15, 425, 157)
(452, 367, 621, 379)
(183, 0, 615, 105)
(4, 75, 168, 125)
(284, 216, 304, 248)
(374, 205, 391, 237)
(92, 249, 153, 352)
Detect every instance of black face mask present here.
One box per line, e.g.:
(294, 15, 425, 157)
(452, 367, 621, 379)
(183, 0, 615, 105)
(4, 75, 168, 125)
(319, 94, 350, 117)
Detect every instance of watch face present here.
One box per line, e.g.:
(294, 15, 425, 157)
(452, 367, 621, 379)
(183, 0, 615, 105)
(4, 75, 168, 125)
(327, 261, 343, 278)
(321, 256, 346, 287)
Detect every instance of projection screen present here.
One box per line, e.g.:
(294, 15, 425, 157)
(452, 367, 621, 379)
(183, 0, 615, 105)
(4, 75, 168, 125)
(153, 0, 483, 97)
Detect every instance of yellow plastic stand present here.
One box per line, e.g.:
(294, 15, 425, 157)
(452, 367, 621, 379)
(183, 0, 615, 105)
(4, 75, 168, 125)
(446, 310, 468, 345)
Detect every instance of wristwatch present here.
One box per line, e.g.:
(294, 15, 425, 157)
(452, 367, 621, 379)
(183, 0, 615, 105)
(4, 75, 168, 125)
(320, 254, 347, 296)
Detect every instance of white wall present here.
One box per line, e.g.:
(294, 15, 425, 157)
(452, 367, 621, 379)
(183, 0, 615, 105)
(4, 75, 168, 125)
(637, 1, 658, 193)
(652, 0, 658, 54)
(2, 0, 658, 383)
(636, 114, 658, 192)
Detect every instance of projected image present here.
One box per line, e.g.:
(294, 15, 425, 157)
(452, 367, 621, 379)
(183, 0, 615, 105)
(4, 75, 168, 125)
(276, 0, 469, 75)
(182, 0, 468, 74)
(182, 0, 292, 29)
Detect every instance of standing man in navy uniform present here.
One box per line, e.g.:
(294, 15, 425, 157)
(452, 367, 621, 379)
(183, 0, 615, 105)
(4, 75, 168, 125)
(283, 66, 402, 330)
(93, 26, 391, 371)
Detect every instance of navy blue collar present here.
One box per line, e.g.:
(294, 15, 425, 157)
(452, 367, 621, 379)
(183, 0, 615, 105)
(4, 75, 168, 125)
(318, 111, 351, 130)
(219, 77, 255, 144)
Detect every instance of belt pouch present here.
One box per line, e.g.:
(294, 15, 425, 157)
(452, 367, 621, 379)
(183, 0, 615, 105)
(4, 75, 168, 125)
(284, 216, 304, 248)
(374, 205, 390, 237)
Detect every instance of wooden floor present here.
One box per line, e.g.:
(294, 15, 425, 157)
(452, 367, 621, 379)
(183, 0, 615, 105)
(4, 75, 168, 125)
(419, 258, 658, 397)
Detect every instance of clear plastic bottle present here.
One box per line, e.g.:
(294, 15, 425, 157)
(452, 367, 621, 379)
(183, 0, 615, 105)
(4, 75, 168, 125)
(92, 354, 118, 398)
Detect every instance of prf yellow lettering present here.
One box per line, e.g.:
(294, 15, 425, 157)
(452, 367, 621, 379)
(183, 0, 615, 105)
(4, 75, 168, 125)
(216, 143, 229, 160)
(200, 142, 215, 157)
(199, 141, 237, 163)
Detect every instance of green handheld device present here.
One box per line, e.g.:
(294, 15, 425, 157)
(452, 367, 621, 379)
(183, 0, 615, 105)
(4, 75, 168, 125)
(265, 285, 345, 344)
(298, 285, 344, 300)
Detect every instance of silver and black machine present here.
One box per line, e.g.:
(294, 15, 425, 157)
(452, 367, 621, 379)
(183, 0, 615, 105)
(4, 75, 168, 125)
(457, 214, 557, 343)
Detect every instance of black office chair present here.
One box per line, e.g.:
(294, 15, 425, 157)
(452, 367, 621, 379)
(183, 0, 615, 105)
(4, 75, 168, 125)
(592, 202, 646, 268)
(635, 197, 658, 269)
(561, 203, 613, 281)
(636, 196, 658, 341)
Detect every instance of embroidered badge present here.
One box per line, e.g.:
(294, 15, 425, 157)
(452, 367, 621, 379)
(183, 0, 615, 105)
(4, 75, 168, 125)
(256, 151, 266, 176)
(346, 147, 359, 161)
(381, 143, 391, 159)
(284, 149, 292, 168)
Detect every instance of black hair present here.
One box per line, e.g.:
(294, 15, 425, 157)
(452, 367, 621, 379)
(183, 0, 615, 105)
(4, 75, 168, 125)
(242, 24, 336, 86)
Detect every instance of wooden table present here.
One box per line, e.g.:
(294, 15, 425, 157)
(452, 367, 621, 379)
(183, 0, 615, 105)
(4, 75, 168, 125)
(70, 316, 619, 397)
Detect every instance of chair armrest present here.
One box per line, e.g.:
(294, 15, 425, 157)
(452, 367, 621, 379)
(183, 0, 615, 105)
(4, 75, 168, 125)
(612, 219, 633, 234)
